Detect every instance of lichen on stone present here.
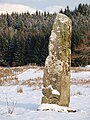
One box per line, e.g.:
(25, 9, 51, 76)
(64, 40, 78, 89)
(42, 13, 72, 107)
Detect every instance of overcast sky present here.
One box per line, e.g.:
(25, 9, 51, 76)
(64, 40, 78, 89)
(0, 0, 90, 12)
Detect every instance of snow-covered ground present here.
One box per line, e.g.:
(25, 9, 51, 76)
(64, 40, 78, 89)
(0, 66, 90, 120)
(18, 68, 43, 82)
(71, 71, 90, 80)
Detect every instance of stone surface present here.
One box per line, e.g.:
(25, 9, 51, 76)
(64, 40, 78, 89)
(41, 13, 72, 107)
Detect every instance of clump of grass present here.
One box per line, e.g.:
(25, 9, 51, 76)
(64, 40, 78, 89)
(6, 97, 17, 114)
(71, 91, 82, 96)
(26, 77, 43, 90)
(17, 86, 23, 93)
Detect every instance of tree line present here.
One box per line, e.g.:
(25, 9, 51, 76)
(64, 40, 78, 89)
(0, 3, 90, 67)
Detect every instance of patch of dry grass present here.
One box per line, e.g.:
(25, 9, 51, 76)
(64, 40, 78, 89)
(0, 65, 44, 87)
(71, 79, 90, 85)
(21, 77, 43, 90)
(71, 66, 90, 72)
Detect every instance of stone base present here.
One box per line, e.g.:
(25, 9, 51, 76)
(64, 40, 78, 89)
(37, 104, 76, 112)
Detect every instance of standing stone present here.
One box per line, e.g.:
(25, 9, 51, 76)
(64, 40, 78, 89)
(41, 13, 72, 107)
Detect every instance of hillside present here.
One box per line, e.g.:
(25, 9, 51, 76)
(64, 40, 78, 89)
(0, 3, 36, 14)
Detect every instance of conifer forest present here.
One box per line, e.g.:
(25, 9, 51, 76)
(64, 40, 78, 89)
(0, 4, 90, 67)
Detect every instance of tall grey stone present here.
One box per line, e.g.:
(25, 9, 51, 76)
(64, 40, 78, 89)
(41, 13, 72, 107)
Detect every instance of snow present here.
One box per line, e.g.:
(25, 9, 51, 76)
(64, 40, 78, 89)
(18, 68, 43, 81)
(45, 85, 60, 95)
(85, 65, 90, 68)
(38, 104, 76, 112)
(52, 89, 60, 95)
(0, 66, 90, 120)
(0, 84, 90, 120)
(0, 3, 36, 14)
(71, 71, 90, 80)
(85, 65, 90, 70)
